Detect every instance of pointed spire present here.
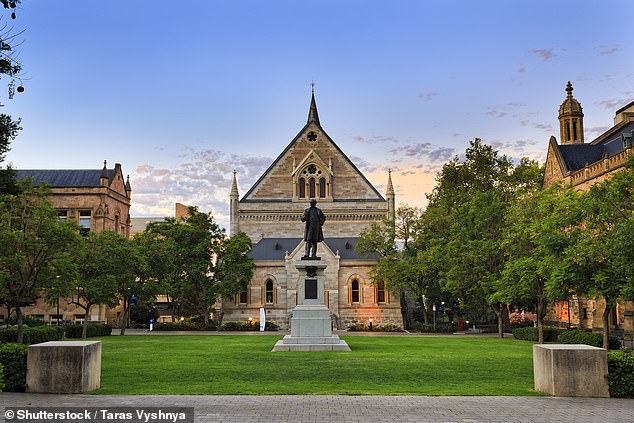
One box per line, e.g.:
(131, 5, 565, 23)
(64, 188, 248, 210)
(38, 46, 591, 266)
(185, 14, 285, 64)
(100, 160, 108, 179)
(307, 81, 320, 126)
(230, 169, 239, 197)
(125, 174, 132, 191)
(386, 168, 395, 195)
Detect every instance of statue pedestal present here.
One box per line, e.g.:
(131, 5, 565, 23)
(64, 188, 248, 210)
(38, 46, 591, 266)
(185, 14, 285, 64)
(272, 259, 350, 352)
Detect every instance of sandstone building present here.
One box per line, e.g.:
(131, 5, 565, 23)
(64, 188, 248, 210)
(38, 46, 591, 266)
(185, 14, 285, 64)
(543, 82, 634, 333)
(2, 161, 132, 325)
(222, 89, 402, 329)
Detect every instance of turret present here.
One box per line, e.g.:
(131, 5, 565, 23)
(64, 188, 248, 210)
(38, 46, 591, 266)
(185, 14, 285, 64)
(558, 81, 584, 144)
(100, 160, 109, 186)
(229, 170, 240, 236)
(386, 169, 395, 221)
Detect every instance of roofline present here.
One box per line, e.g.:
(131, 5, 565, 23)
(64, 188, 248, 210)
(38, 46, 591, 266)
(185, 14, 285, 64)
(548, 136, 571, 174)
(589, 119, 631, 145)
(240, 122, 385, 202)
(614, 99, 634, 116)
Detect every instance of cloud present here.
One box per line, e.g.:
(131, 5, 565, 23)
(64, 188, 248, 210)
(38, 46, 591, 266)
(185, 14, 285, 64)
(131, 149, 272, 227)
(418, 92, 440, 101)
(598, 98, 632, 110)
(391, 143, 433, 157)
(352, 135, 399, 144)
(428, 147, 454, 162)
(530, 48, 556, 62)
(586, 126, 610, 137)
(517, 64, 526, 73)
(390, 143, 455, 166)
(486, 109, 507, 118)
(532, 122, 553, 131)
(598, 45, 620, 56)
(400, 170, 416, 176)
(349, 155, 377, 173)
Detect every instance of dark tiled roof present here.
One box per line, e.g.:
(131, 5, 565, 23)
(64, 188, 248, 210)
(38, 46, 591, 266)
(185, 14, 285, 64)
(16, 169, 114, 187)
(558, 145, 604, 172)
(248, 237, 381, 261)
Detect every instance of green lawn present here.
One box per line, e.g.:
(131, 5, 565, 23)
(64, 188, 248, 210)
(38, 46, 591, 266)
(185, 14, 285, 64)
(96, 335, 540, 395)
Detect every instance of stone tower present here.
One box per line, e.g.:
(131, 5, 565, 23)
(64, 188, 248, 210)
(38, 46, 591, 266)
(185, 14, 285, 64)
(558, 81, 585, 144)
(229, 170, 240, 236)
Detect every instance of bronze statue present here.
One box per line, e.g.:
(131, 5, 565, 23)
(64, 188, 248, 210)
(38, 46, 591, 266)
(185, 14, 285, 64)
(301, 198, 326, 258)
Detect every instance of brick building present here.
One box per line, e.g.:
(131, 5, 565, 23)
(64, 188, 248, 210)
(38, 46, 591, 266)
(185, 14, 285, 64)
(2, 161, 132, 325)
(543, 82, 634, 332)
(222, 89, 403, 329)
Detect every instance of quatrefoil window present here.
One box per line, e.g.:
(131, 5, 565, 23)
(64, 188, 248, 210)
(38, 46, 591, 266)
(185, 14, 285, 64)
(307, 164, 317, 174)
(307, 131, 317, 142)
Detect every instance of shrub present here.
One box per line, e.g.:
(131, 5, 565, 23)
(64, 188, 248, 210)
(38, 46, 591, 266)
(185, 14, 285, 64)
(375, 324, 404, 332)
(6, 316, 47, 327)
(607, 348, 634, 398)
(559, 329, 621, 350)
(347, 324, 367, 332)
(221, 321, 278, 331)
(0, 343, 28, 392)
(511, 326, 562, 342)
(0, 325, 64, 344)
(411, 322, 457, 333)
(153, 321, 218, 331)
(64, 324, 112, 338)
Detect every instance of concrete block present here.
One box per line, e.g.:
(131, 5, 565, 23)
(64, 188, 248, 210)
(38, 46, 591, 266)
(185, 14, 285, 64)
(26, 341, 101, 394)
(310, 345, 332, 352)
(533, 344, 609, 397)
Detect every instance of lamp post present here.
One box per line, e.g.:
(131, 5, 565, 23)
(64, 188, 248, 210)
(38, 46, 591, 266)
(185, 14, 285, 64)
(433, 305, 436, 330)
(369, 318, 373, 331)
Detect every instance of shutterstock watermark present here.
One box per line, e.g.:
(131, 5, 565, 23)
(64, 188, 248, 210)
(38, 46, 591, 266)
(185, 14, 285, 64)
(4, 407, 194, 423)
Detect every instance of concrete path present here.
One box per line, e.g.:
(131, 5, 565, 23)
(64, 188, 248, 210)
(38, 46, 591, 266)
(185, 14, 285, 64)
(112, 328, 508, 337)
(2, 393, 633, 422)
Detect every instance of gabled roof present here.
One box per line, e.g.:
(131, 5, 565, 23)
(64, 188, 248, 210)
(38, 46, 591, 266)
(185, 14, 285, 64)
(248, 237, 381, 261)
(558, 145, 604, 172)
(241, 93, 385, 202)
(17, 169, 115, 187)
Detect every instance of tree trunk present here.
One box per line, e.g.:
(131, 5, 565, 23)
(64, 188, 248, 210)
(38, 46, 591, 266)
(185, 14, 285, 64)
(602, 301, 611, 350)
(82, 307, 91, 340)
(203, 312, 210, 327)
(120, 299, 129, 336)
(502, 304, 511, 333)
(490, 304, 503, 338)
(536, 298, 547, 344)
(400, 291, 410, 330)
(16, 306, 24, 344)
(217, 307, 224, 328)
(417, 295, 429, 325)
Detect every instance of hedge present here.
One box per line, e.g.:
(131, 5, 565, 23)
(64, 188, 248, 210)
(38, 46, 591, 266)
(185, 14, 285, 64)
(347, 324, 404, 332)
(0, 343, 28, 392)
(559, 329, 621, 350)
(607, 348, 634, 398)
(0, 326, 64, 344)
(511, 326, 563, 342)
(410, 322, 458, 333)
(64, 324, 112, 338)
(0, 362, 3, 392)
(221, 321, 279, 331)
(153, 321, 218, 331)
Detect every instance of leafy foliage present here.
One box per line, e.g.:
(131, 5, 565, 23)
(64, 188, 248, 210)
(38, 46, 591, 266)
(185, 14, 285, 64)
(0, 325, 64, 344)
(64, 323, 112, 338)
(0, 342, 27, 391)
(558, 329, 621, 350)
(608, 348, 634, 398)
(511, 326, 563, 342)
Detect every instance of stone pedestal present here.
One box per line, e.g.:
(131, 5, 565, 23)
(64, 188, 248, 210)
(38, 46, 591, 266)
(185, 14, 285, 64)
(273, 259, 350, 352)
(26, 341, 101, 393)
(533, 344, 609, 397)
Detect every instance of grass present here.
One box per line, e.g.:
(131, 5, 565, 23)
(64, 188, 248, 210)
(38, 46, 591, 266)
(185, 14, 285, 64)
(95, 335, 540, 395)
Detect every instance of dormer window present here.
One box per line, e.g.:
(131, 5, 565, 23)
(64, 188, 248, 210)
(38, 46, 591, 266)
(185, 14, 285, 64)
(622, 131, 632, 149)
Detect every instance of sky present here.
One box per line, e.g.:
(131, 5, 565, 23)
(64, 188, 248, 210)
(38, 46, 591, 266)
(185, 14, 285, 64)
(3, 1, 633, 228)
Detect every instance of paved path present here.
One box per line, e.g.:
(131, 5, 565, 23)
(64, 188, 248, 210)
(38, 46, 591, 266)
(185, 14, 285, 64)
(2, 394, 633, 422)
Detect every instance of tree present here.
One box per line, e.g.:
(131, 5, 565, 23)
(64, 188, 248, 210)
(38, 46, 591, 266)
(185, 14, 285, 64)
(423, 139, 543, 337)
(0, 1, 24, 195)
(115, 235, 150, 336)
(498, 183, 582, 343)
(142, 207, 254, 326)
(0, 183, 80, 343)
(562, 163, 634, 348)
(66, 231, 126, 339)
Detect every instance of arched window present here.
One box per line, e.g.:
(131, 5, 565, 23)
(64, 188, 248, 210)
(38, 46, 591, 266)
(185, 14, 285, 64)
(351, 279, 360, 303)
(309, 178, 316, 198)
(299, 177, 306, 198)
(239, 288, 248, 304)
(319, 178, 326, 198)
(377, 281, 386, 303)
(565, 121, 571, 141)
(573, 120, 578, 140)
(265, 280, 274, 304)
